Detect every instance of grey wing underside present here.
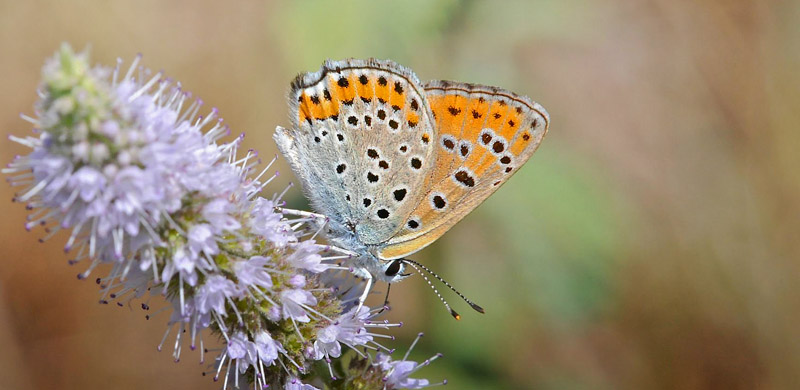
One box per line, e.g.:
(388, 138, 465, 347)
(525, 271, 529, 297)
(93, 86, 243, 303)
(274, 59, 437, 245)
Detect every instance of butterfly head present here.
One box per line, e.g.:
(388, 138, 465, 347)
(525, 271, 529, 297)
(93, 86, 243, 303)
(379, 258, 411, 283)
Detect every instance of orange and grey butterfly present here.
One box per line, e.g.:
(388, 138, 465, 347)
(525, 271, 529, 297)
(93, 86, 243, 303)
(275, 58, 549, 287)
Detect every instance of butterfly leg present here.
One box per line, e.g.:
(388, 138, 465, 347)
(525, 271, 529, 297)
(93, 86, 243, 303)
(354, 271, 373, 317)
(278, 207, 359, 258)
(374, 283, 392, 315)
(276, 207, 326, 219)
(278, 207, 337, 243)
(278, 207, 328, 232)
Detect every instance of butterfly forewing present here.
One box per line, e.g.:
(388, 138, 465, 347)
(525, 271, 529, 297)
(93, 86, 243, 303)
(377, 81, 549, 259)
(275, 59, 437, 245)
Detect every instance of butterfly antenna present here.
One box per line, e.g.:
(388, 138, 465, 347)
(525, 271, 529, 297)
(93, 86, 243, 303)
(403, 259, 485, 317)
(403, 260, 461, 320)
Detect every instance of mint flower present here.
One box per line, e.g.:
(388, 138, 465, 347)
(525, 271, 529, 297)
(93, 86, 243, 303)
(4, 44, 445, 389)
(233, 255, 273, 289)
(339, 333, 448, 390)
(313, 306, 374, 360)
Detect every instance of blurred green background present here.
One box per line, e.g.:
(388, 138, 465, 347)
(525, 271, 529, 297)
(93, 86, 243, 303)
(1, 1, 799, 389)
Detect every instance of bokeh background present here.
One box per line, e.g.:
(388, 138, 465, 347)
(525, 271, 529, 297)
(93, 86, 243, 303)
(1, 1, 799, 389)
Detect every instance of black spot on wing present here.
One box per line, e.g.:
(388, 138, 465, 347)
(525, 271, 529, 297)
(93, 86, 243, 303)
(443, 138, 455, 150)
(393, 188, 407, 202)
(433, 195, 446, 209)
(454, 170, 475, 187)
(492, 141, 505, 153)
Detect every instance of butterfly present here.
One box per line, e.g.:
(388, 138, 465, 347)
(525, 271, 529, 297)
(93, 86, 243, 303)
(274, 59, 549, 318)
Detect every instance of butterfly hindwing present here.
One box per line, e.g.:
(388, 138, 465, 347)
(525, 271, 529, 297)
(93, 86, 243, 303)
(377, 81, 550, 259)
(275, 59, 437, 245)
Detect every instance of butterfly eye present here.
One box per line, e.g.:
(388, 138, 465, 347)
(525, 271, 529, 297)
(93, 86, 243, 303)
(384, 259, 403, 277)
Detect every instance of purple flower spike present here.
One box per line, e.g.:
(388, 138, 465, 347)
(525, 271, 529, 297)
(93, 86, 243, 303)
(4, 44, 446, 390)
